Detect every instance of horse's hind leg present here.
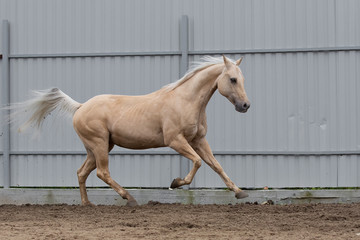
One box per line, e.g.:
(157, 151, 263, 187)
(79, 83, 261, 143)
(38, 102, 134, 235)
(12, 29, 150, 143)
(77, 150, 96, 205)
(92, 140, 138, 207)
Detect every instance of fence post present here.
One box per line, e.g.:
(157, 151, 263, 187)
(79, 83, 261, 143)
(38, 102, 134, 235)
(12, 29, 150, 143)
(179, 15, 190, 189)
(2, 20, 10, 188)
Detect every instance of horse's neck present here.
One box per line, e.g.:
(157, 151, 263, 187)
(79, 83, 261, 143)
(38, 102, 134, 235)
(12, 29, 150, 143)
(176, 64, 222, 108)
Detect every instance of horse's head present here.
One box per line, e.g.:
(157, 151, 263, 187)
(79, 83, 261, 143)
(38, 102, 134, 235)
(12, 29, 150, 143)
(217, 55, 250, 113)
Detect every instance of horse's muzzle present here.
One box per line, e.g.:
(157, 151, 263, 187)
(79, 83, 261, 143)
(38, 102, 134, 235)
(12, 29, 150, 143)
(235, 101, 250, 113)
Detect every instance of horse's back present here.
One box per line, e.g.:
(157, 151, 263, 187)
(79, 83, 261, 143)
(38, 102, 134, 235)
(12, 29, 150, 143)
(73, 94, 147, 128)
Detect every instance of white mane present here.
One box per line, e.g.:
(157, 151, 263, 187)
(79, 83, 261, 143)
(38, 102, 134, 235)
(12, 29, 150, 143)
(164, 56, 236, 91)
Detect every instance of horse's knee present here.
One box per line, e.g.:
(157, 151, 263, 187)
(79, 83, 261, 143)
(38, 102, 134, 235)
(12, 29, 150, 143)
(77, 169, 87, 183)
(77, 174, 85, 184)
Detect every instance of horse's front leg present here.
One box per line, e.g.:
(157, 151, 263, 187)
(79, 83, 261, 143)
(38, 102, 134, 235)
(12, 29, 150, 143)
(192, 137, 248, 199)
(168, 135, 202, 189)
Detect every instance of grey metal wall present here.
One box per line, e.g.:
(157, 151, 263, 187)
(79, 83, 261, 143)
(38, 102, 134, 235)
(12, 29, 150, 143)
(1, 0, 360, 188)
(0, 55, 2, 186)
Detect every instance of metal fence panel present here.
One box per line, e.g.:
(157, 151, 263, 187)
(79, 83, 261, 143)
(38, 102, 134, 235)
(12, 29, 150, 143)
(193, 155, 340, 189)
(0, 61, 2, 151)
(189, 0, 346, 51)
(11, 154, 181, 187)
(335, 0, 360, 47)
(1, 0, 360, 188)
(7, 0, 180, 54)
(5, 0, 356, 54)
(0, 155, 3, 186)
(338, 155, 360, 187)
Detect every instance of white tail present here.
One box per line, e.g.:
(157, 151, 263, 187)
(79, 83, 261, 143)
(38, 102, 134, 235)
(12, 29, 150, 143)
(10, 88, 82, 132)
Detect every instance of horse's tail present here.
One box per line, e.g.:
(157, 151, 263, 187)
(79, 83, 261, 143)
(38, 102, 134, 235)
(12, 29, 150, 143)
(10, 88, 82, 133)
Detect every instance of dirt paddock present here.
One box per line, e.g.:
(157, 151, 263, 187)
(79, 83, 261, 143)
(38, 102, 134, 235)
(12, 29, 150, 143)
(1, 202, 360, 240)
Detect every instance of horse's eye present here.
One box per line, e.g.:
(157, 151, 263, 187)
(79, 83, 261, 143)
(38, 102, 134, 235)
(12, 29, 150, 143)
(230, 78, 237, 84)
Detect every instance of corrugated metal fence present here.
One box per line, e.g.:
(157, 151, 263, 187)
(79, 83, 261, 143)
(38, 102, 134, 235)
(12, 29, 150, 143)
(1, 0, 359, 189)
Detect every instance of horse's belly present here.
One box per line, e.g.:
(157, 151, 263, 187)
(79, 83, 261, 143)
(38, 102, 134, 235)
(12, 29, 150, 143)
(110, 127, 165, 149)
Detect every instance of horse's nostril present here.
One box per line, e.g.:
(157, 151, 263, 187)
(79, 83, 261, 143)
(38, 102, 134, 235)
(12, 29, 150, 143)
(235, 101, 250, 112)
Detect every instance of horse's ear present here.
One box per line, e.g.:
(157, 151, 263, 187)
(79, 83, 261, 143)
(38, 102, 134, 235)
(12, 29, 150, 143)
(236, 57, 243, 66)
(222, 55, 232, 69)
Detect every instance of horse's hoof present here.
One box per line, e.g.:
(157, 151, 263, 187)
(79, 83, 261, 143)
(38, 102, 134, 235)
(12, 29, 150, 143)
(235, 191, 249, 199)
(170, 177, 182, 189)
(82, 201, 95, 206)
(126, 199, 138, 207)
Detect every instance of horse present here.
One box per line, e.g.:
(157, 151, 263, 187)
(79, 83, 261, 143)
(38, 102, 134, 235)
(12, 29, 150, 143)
(13, 55, 250, 206)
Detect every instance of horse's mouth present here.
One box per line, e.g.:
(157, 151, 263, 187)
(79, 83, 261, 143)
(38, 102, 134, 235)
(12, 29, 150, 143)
(235, 106, 248, 113)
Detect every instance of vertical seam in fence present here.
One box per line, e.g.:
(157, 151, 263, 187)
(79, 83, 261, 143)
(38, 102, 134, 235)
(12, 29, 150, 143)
(179, 15, 190, 189)
(2, 20, 10, 188)
(180, 15, 189, 77)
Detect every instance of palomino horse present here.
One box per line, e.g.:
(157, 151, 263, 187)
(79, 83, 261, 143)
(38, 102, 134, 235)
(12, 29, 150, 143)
(15, 55, 250, 206)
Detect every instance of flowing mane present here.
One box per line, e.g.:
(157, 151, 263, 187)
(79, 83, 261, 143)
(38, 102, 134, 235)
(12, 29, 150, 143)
(164, 56, 236, 91)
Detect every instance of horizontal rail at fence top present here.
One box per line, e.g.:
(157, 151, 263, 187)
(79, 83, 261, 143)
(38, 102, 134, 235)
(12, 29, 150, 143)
(0, 150, 359, 156)
(3, 46, 360, 59)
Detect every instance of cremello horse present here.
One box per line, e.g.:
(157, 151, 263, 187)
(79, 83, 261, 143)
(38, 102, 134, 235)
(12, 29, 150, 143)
(15, 55, 250, 206)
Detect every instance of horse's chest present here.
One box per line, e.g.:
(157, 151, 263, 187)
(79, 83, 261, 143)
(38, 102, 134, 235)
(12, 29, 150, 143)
(183, 124, 198, 139)
(182, 112, 207, 141)
(183, 123, 206, 141)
